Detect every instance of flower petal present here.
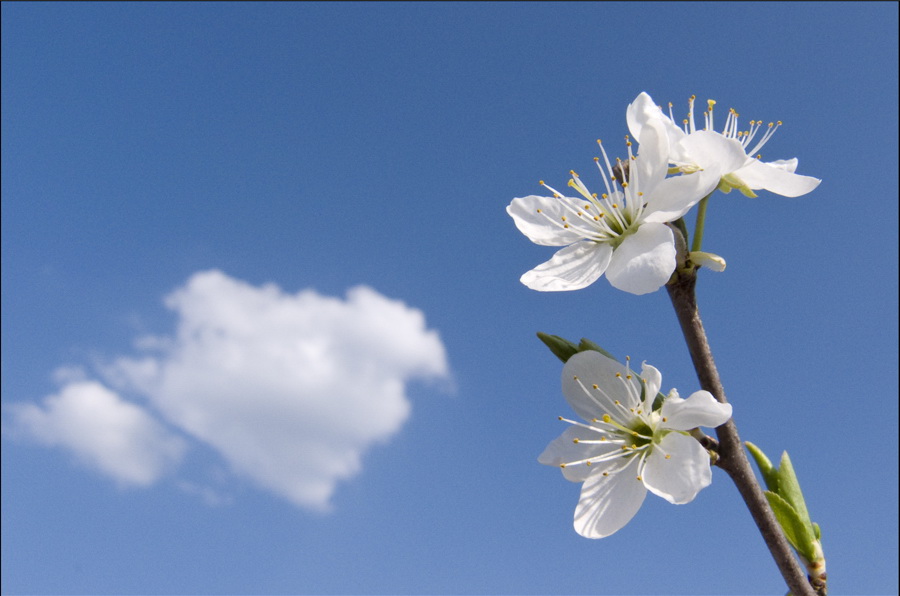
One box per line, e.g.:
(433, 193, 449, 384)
(631, 116, 668, 194)
(520, 241, 612, 292)
(605, 223, 675, 295)
(660, 390, 732, 431)
(562, 351, 640, 424)
(641, 170, 719, 223)
(507, 195, 595, 246)
(732, 159, 821, 197)
(573, 455, 647, 538)
(640, 362, 662, 412)
(643, 432, 712, 504)
(538, 426, 620, 482)
(626, 92, 685, 149)
(675, 131, 748, 175)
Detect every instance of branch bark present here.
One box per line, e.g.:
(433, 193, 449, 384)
(666, 270, 816, 596)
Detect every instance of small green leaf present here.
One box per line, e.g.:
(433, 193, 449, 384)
(765, 490, 818, 563)
(576, 338, 618, 362)
(745, 442, 779, 492)
(812, 522, 821, 541)
(775, 452, 813, 531)
(536, 332, 579, 363)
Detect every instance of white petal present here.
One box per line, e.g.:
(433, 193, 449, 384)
(605, 223, 675, 295)
(520, 241, 612, 292)
(631, 116, 668, 194)
(538, 426, 620, 482)
(732, 160, 821, 197)
(640, 363, 662, 411)
(643, 432, 712, 504)
(626, 92, 684, 149)
(562, 351, 639, 424)
(767, 158, 799, 173)
(676, 131, 749, 175)
(660, 390, 732, 431)
(573, 455, 647, 538)
(507, 196, 595, 246)
(641, 169, 720, 223)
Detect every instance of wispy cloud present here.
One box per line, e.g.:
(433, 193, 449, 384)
(5, 270, 450, 511)
(5, 380, 187, 486)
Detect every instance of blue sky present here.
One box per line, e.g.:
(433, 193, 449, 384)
(2, 2, 897, 594)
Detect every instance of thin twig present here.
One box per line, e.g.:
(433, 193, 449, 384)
(666, 269, 816, 596)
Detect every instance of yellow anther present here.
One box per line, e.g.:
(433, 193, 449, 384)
(536, 209, 542, 213)
(613, 400, 620, 405)
(572, 438, 580, 444)
(559, 463, 566, 468)
(557, 416, 564, 420)
(570, 170, 578, 177)
(602, 414, 611, 423)
(585, 461, 592, 466)
(690, 94, 696, 100)
(707, 99, 716, 109)
(662, 417, 668, 422)
(539, 180, 545, 185)
(593, 157, 600, 162)
(636, 475, 643, 481)
(777, 120, 783, 126)
(626, 374, 632, 380)
(592, 384, 599, 389)
(615, 373, 621, 378)
(665, 454, 671, 460)
(602, 472, 609, 476)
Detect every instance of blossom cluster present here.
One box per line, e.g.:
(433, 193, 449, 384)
(508, 92, 820, 295)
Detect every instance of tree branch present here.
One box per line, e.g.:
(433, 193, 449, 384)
(666, 270, 816, 596)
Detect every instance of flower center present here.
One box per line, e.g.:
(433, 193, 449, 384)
(537, 138, 648, 248)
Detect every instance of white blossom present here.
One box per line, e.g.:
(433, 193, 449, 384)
(539, 351, 732, 538)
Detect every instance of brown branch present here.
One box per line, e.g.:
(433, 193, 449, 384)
(666, 269, 816, 596)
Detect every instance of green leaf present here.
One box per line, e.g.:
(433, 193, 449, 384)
(536, 332, 580, 363)
(775, 452, 814, 533)
(576, 338, 618, 362)
(745, 442, 779, 492)
(812, 522, 821, 541)
(765, 490, 818, 562)
(536, 333, 620, 364)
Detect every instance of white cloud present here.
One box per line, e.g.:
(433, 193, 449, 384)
(7, 270, 450, 511)
(5, 380, 186, 486)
